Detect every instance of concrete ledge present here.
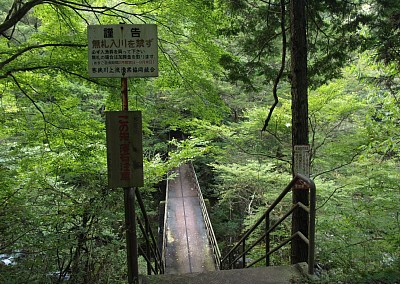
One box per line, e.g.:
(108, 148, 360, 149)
(141, 264, 308, 284)
(295, 262, 319, 282)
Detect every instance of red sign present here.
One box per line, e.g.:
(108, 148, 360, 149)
(106, 111, 144, 188)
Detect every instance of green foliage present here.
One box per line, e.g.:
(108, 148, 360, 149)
(309, 57, 400, 282)
(205, 113, 293, 252)
(315, 159, 400, 282)
(206, 51, 399, 281)
(1, 0, 400, 283)
(1, 0, 227, 281)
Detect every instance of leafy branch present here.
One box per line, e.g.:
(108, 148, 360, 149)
(230, 137, 291, 164)
(0, 0, 160, 38)
(9, 74, 51, 142)
(316, 184, 346, 210)
(309, 112, 353, 166)
(8, 74, 94, 153)
(313, 151, 361, 179)
(262, 0, 286, 132)
(0, 43, 86, 71)
(1, 0, 44, 38)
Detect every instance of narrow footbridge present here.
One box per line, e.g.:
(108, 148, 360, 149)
(135, 163, 316, 284)
(163, 163, 219, 273)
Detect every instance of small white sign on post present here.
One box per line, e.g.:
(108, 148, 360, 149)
(88, 24, 158, 78)
(294, 145, 310, 177)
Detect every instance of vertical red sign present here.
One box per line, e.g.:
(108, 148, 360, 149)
(106, 111, 144, 188)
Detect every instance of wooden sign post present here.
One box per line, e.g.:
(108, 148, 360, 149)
(106, 109, 143, 284)
(89, 23, 158, 284)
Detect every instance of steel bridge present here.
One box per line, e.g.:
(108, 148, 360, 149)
(132, 163, 316, 284)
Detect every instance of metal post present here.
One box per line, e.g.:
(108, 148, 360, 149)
(122, 77, 139, 284)
(125, 187, 139, 284)
(308, 184, 316, 274)
(146, 219, 151, 275)
(122, 77, 129, 111)
(242, 240, 246, 268)
(265, 213, 270, 266)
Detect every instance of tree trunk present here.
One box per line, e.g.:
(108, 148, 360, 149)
(290, 0, 309, 265)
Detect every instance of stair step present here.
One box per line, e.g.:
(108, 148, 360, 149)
(141, 263, 309, 284)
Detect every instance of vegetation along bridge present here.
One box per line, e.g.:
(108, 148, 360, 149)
(134, 163, 316, 284)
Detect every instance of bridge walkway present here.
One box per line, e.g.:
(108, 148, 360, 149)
(164, 163, 217, 274)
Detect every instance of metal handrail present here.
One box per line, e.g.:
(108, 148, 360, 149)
(135, 189, 165, 275)
(220, 174, 316, 275)
(189, 162, 222, 270)
(161, 172, 170, 272)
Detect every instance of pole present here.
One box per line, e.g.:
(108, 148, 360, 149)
(290, 0, 309, 265)
(122, 77, 128, 111)
(122, 77, 139, 284)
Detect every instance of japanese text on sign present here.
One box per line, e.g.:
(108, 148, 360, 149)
(106, 111, 144, 188)
(118, 115, 130, 181)
(88, 24, 158, 78)
(294, 145, 310, 177)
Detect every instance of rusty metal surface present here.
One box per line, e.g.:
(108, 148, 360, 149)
(165, 164, 216, 274)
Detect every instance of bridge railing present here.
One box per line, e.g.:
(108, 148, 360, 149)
(161, 171, 170, 272)
(189, 162, 222, 270)
(220, 174, 316, 275)
(135, 189, 165, 275)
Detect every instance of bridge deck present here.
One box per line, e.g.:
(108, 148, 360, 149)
(164, 164, 216, 274)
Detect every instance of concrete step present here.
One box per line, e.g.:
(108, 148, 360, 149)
(141, 263, 309, 284)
